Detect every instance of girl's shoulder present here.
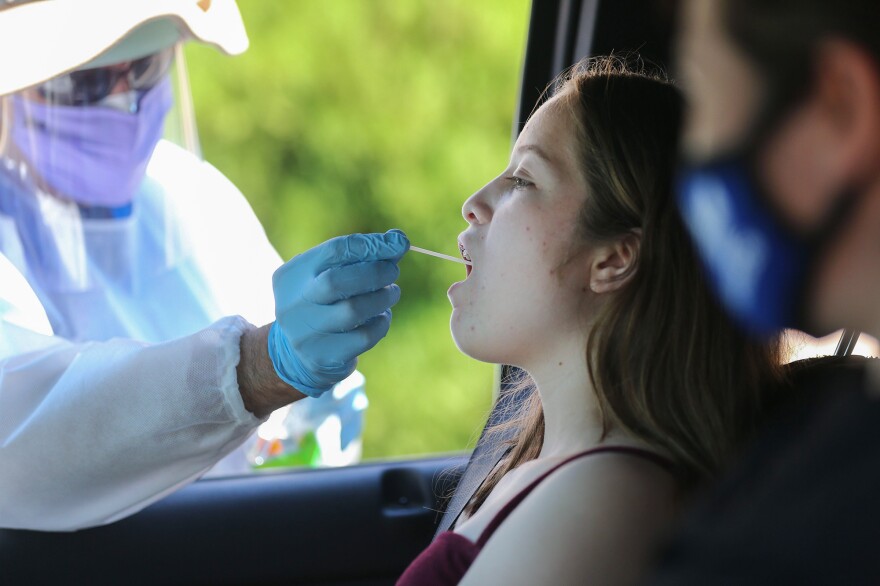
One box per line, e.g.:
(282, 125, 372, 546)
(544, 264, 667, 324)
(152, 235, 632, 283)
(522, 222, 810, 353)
(457, 447, 678, 585)
(552, 443, 675, 481)
(536, 446, 678, 510)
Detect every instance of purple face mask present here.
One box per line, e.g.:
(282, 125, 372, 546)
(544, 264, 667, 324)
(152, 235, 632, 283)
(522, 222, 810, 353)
(11, 77, 173, 208)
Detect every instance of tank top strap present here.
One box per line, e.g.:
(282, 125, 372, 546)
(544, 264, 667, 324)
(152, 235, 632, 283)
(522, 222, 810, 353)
(475, 445, 673, 548)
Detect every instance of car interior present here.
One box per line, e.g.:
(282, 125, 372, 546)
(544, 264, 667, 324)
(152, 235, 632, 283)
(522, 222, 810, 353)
(1, 1, 874, 584)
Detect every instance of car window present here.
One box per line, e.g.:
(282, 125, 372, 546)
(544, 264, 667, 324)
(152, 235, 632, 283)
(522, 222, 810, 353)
(184, 1, 531, 473)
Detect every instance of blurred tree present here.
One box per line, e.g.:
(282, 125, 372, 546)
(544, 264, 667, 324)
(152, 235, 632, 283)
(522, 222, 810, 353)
(186, 0, 529, 458)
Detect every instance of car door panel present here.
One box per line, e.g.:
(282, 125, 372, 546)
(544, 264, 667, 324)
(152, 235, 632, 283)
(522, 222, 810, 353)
(0, 456, 465, 586)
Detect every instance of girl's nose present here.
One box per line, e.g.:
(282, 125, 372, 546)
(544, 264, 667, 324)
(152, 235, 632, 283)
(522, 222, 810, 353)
(462, 186, 493, 225)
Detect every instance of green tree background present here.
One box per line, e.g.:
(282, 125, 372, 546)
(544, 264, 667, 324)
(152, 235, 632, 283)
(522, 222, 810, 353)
(185, 1, 530, 459)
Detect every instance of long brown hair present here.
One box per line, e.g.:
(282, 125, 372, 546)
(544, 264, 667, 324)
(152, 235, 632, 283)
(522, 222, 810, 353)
(466, 57, 781, 515)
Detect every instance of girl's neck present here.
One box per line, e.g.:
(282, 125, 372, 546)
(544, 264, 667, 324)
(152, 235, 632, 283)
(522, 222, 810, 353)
(523, 342, 607, 459)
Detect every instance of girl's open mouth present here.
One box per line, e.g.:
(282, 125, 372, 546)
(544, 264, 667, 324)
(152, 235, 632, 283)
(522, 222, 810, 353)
(459, 242, 472, 277)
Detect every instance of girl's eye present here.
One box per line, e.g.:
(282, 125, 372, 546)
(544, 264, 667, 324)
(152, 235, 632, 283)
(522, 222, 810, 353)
(509, 176, 533, 190)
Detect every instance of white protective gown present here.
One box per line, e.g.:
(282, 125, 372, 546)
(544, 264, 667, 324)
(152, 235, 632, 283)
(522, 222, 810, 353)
(0, 141, 345, 531)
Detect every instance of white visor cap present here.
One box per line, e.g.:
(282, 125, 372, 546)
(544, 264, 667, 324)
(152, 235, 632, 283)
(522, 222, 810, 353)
(0, 0, 248, 97)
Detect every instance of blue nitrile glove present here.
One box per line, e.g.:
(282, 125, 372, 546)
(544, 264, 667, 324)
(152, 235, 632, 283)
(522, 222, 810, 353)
(268, 230, 410, 397)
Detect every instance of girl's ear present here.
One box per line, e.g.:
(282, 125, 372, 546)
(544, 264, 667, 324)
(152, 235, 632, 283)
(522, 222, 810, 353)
(589, 230, 641, 294)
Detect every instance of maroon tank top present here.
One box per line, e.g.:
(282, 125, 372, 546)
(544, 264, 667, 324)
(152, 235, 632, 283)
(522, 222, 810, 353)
(396, 446, 673, 586)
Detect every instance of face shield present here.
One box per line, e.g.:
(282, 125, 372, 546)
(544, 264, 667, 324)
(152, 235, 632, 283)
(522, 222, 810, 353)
(0, 47, 206, 336)
(0, 0, 246, 221)
(0, 44, 279, 344)
(2, 47, 181, 210)
(0, 0, 276, 346)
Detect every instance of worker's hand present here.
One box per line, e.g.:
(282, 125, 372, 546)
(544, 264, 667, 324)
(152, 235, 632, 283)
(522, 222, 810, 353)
(268, 230, 409, 397)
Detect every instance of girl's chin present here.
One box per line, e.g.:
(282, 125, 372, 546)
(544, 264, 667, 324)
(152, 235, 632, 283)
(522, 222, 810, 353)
(450, 320, 509, 364)
(450, 318, 479, 356)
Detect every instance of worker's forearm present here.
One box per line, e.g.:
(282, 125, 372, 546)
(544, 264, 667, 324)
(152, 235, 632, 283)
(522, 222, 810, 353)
(237, 323, 306, 418)
(0, 317, 258, 531)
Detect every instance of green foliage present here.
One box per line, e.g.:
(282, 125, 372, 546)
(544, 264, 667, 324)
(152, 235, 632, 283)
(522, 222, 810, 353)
(186, 0, 529, 459)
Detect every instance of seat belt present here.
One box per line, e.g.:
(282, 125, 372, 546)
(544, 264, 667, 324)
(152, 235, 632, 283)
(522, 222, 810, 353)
(835, 329, 860, 357)
(433, 373, 532, 538)
(432, 430, 510, 537)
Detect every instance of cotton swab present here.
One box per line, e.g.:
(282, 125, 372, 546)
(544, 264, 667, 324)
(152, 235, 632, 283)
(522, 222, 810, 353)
(410, 245, 472, 265)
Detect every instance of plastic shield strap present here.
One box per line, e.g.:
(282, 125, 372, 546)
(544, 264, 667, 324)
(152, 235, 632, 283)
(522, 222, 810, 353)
(164, 46, 202, 157)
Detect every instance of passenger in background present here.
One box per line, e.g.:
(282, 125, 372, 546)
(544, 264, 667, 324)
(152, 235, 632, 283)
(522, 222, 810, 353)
(647, 0, 880, 583)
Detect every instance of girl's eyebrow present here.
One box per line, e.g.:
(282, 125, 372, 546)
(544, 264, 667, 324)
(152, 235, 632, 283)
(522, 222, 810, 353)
(513, 143, 556, 169)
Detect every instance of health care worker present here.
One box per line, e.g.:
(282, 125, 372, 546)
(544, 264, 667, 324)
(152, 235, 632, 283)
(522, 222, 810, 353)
(0, 0, 408, 531)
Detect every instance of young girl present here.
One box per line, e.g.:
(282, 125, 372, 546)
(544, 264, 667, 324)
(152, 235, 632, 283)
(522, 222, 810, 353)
(398, 58, 780, 585)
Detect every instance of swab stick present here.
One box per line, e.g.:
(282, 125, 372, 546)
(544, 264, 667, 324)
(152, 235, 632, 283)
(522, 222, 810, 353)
(410, 245, 472, 265)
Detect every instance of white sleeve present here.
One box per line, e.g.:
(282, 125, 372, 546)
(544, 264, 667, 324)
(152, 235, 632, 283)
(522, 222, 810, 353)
(147, 140, 283, 328)
(0, 315, 262, 532)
